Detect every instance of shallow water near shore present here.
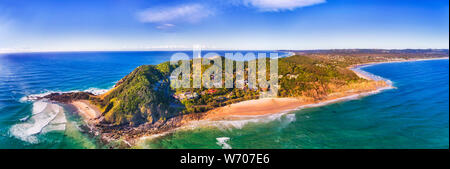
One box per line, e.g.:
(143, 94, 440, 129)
(0, 52, 448, 149)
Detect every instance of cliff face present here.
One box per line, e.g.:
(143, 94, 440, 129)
(95, 64, 182, 126)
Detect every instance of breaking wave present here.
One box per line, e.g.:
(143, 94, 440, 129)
(351, 64, 394, 86)
(216, 137, 232, 149)
(83, 88, 110, 95)
(9, 101, 67, 143)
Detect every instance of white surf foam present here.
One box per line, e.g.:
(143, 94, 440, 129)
(285, 114, 296, 123)
(182, 112, 297, 132)
(9, 101, 67, 143)
(216, 137, 232, 149)
(351, 65, 394, 86)
(19, 115, 30, 122)
(20, 90, 78, 102)
(41, 123, 66, 134)
(83, 88, 109, 95)
(32, 100, 48, 115)
(15, 86, 111, 143)
(20, 91, 56, 102)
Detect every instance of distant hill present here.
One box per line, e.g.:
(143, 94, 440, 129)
(286, 49, 449, 60)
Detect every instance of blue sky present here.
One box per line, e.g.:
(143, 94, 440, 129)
(0, 0, 448, 51)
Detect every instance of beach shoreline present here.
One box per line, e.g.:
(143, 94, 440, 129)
(70, 100, 103, 129)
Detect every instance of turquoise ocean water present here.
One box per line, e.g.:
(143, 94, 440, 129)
(0, 52, 448, 149)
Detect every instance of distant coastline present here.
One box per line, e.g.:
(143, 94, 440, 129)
(349, 57, 449, 69)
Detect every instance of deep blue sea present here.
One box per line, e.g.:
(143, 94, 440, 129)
(0, 52, 448, 149)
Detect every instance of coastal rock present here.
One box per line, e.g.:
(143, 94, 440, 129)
(43, 92, 94, 103)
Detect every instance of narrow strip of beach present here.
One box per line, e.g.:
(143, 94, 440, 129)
(203, 82, 390, 121)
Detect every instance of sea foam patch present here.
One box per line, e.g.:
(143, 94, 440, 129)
(216, 137, 232, 149)
(32, 101, 47, 115)
(9, 101, 67, 143)
(83, 88, 110, 95)
(183, 112, 298, 131)
(14, 87, 111, 143)
(351, 65, 394, 86)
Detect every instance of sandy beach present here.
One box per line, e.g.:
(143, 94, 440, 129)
(203, 98, 308, 120)
(203, 81, 390, 121)
(71, 100, 102, 124)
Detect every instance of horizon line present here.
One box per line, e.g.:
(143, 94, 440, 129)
(1, 48, 449, 54)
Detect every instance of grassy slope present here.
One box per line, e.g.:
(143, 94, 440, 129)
(92, 64, 181, 126)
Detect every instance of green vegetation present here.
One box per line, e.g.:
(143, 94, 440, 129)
(278, 55, 361, 98)
(92, 65, 181, 126)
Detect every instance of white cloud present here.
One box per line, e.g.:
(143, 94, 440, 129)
(137, 4, 214, 24)
(155, 23, 176, 30)
(243, 0, 325, 11)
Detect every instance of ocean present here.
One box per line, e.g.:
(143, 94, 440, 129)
(0, 52, 448, 149)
